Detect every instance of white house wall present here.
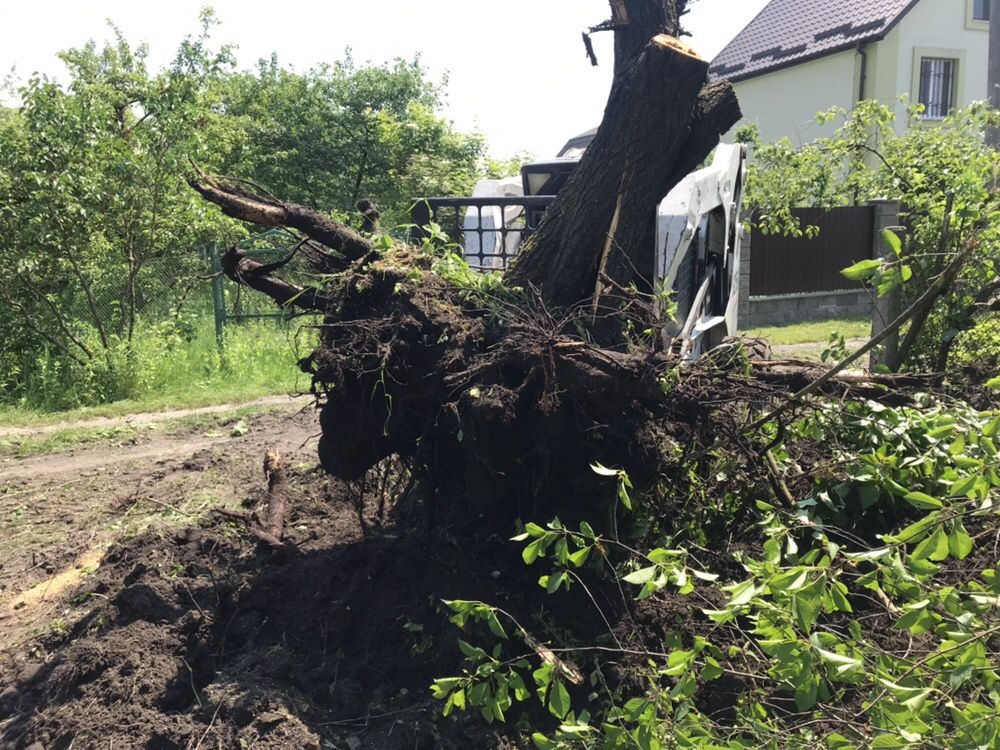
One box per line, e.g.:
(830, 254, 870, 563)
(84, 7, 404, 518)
(884, 0, 988, 128)
(731, 50, 859, 146)
(728, 0, 988, 145)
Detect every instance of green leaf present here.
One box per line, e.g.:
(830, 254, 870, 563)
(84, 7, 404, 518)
(546, 571, 567, 594)
(948, 523, 974, 560)
(903, 491, 943, 510)
(826, 732, 858, 750)
(701, 656, 724, 681)
(623, 566, 658, 585)
(547, 681, 571, 719)
(794, 675, 819, 711)
(486, 612, 508, 639)
(431, 677, 463, 699)
(913, 526, 950, 561)
(890, 511, 940, 543)
(840, 258, 882, 281)
(900, 688, 932, 713)
(815, 645, 862, 675)
(648, 548, 682, 564)
(869, 735, 907, 749)
(522, 539, 543, 565)
(664, 649, 693, 676)
(617, 480, 633, 511)
(986, 375, 1000, 390)
(531, 733, 557, 750)
(828, 582, 853, 613)
(568, 547, 590, 567)
(793, 583, 823, 632)
(769, 568, 810, 592)
(950, 474, 981, 499)
(727, 579, 759, 608)
(881, 228, 903, 257)
(457, 639, 487, 660)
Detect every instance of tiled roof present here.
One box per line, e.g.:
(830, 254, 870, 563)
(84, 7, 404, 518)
(709, 0, 919, 82)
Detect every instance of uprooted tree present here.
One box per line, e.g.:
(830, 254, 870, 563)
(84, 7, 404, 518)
(188, 0, 750, 518)
(52, 3, 1000, 747)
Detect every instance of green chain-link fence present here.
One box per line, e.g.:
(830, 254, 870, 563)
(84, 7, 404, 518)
(205, 229, 324, 349)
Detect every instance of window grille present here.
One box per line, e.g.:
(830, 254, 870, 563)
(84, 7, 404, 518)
(918, 58, 956, 120)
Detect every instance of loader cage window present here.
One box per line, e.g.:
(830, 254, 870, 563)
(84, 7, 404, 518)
(410, 196, 556, 270)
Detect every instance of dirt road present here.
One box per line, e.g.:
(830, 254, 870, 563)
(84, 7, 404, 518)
(0, 394, 304, 440)
(0, 399, 319, 651)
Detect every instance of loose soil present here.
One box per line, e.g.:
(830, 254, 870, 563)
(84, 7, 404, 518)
(3, 381, 993, 750)
(0, 402, 530, 749)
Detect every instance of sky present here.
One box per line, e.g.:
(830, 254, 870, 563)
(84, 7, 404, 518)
(0, 0, 769, 158)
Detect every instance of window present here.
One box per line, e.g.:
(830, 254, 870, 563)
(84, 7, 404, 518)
(974, 0, 990, 21)
(918, 58, 957, 119)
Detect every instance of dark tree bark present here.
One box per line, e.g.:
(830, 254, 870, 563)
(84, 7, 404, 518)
(188, 166, 371, 263)
(219, 246, 330, 312)
(611, 0, 687, 69)
(505, 4, 740, 312)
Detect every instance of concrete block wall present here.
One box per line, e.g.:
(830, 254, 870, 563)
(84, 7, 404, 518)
(743, 289, 873, 329)
(738, 227, 752, 324)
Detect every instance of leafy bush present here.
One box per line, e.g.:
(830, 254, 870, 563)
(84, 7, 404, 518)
(740, 101, 1000, 373)
(3, 319, 308, 412)
(430, 395, 1000, 749)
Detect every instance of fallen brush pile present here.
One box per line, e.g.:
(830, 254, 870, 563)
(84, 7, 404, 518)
(2, 354, 998, 749)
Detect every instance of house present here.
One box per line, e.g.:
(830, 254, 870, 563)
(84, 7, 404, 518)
(710, 0, 990, 145)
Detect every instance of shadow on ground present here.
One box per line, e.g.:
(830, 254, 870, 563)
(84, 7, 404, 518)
(0, 468, 536, 750)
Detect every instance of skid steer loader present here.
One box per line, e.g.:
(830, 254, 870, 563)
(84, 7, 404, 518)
(411, 135, 747, 360)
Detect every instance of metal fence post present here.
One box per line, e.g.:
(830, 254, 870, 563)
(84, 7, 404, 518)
(208, 241, 226, 350)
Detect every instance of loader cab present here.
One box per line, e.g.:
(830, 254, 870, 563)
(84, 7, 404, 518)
(520, 159, 579, 197)
(520, 158, 579, 227)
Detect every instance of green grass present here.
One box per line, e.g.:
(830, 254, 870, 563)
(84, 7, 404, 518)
(0, 425, 140, 458)
(0, 403, 285, 458)
(746, 318, 871, 346)
(0, 320, 313, 425)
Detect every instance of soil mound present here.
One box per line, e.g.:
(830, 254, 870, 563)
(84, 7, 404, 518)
(0, 465, 534, 750)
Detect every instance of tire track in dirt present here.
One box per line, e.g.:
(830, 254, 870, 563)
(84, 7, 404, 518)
(0, 436, 228, 482)
(0, 394, 308, 439)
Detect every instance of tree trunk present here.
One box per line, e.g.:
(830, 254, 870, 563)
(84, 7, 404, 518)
(504, 15, 739, 312)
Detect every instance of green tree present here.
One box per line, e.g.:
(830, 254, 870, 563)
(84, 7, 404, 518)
(0, 12, 240, 406)
(741, 101, 1000, 372)
(216, 53, 486, 225)
(0, 14, 489, 409)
